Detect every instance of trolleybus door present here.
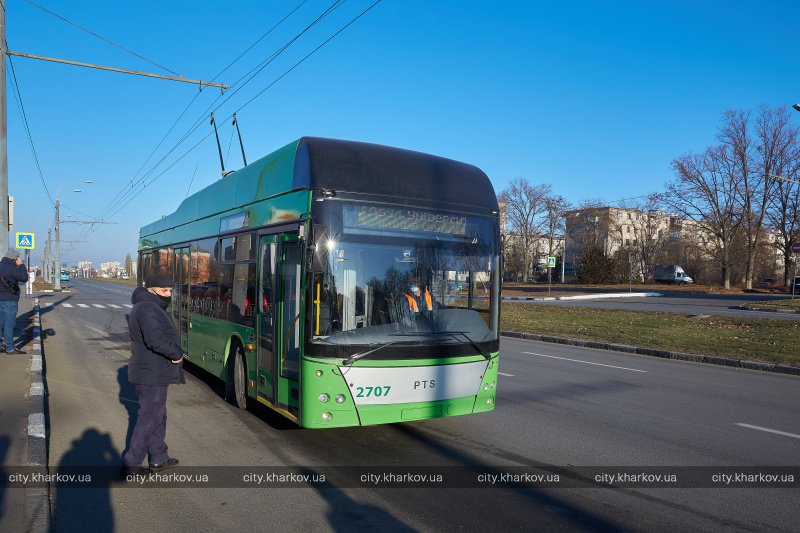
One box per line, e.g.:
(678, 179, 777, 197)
(257, 235, 277, 403)
(277, 234, 302, 416)
(172, 246, 190, 355)
(257, 232, 302, 416)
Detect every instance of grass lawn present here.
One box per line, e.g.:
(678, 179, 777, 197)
(501, 303, 800, 367)
(748, 299, 800, 311)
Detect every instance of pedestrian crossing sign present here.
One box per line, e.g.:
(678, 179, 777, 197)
(547, 256, 556, 268)
(16, 232, 35, 250)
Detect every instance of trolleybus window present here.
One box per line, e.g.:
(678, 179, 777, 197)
(309, 201, 499, 358)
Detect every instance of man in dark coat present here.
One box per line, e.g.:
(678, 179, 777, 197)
(122, 274, 184, 475)
(0, 249, 28, 354)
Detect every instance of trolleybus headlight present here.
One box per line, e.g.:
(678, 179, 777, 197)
(483, 384, 489, 391)
(315, 370, 323, 377)
(487, 397, 493, 405)
(321, 412, 332, 421)
(335, 394, 346, 404)
(319, 393, 330, 403)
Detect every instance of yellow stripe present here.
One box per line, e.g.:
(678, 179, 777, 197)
(256, 396, 299, 423)
(314, 282, 321, 335)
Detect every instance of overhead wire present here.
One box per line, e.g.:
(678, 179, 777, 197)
(94, 0, 348, 223)
(5, 51, 55, 206)
(23, 0, 181, 76)
(102, 1, 310, 222)
(92, 0, 322, 224)
(103, 0, 384, 221)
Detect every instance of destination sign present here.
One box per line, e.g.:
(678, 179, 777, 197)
(344, 205, 467, 236)
(220, 211, 250, 233)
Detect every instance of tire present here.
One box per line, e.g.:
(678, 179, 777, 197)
(226, 343, 248, 409)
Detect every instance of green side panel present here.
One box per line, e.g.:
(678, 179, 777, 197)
(140, 140, 300, 245)
(187, 314, 254, 381)
(140, 190, 310, 249)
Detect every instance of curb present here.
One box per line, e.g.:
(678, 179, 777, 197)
(501, 330, 800, 377)
(26, 297, 50, 533)
(503, 292, 662, 302)
(736, 305, 800, 315)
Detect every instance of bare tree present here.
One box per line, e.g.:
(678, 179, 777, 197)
(125, 253, 133, 277)
(666, 144, 742, 289)
(730, 107, 792, 289)
(542, 194, 569, 283)
(632, 194, 670, 281)
(498, 179, 551, 282)
(765, 116, 800, 286)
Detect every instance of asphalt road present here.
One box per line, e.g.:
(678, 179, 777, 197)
(511, 291, 800, 321)
(37, 279, 800, 532)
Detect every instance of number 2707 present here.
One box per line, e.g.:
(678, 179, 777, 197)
(355, 386, 391, 398)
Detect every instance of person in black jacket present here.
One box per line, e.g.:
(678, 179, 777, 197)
(0, 249, 28, 354)
(122, 274, 184, 475)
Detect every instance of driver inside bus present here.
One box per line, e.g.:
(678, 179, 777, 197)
(403, 277, 439, 316)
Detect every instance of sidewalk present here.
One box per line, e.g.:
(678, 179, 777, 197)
(0, 299, 37, 532)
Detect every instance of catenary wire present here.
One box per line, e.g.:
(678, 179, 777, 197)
(101, 1, 310, 221)
(92, 0, 332, 224)
(103, 0, 383, 221)
(24, 0, 181, 76)
(6, 52, 55, 206)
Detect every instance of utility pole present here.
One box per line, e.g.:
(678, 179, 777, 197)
(0, 8, 228, 258)
(54, 197, 61, 290)
(0, 5, 8, 253)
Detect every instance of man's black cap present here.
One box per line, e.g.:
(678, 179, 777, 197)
(145, 274, 174, 288)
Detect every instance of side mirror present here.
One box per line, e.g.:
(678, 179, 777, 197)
(309, 225, 330, 273)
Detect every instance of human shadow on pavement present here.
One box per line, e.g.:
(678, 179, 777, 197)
(0, 436, 8, 520)
(52, 429, 117, 532)
(302, 467, 416, 533)
(117, 366, 139, 458)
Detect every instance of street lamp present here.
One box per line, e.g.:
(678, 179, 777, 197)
(793, 103, 800, 112)
(53, 180, 92, 291)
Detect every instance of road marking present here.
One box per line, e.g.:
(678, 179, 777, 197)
(498, 372, 514, 377)
(77, 304, 89, 308)
(124, 304, 133, 308)
(523, 351, 647, 373)
(108, 304, 121, 308)
(62, 303, 73, 308)
(92, 304, 106, 308)
(736, 423, 800, 440)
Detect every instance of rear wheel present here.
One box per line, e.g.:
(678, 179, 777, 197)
(226, 343, 248, 409)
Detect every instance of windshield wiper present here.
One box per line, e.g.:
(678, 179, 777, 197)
(434, 330, 492, 359)
(341, 341, 397, 366)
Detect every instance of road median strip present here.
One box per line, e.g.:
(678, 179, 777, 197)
(501, 302, 800, 375)
(503, 292, 661, 302)
(502, 331, 800, 376)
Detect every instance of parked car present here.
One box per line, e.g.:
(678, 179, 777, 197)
(792, 277, 800, 293)
(758, 278, 781, 288)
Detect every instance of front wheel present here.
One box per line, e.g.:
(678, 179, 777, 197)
(226, 344, 248, 409)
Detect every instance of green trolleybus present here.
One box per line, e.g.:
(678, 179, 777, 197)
(138, 137, 500, 428)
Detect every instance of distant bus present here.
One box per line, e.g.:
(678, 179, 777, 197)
(138, 137, 501, 428)
(60, 270, 70, 282)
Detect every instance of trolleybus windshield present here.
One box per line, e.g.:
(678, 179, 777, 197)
(308, 201, 500, 359)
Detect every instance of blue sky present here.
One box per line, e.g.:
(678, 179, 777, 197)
(6, 0, 800, 265)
